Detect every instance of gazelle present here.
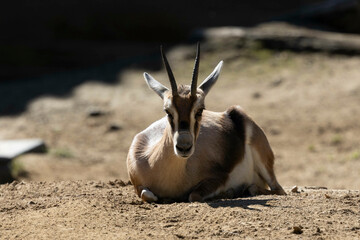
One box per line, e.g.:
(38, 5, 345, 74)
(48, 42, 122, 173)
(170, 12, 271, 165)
(127, 44, 286, 202)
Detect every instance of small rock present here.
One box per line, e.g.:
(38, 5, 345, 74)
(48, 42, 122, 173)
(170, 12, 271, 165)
(10, 180, 19, 186)
(269, 128, 281, 135)
(108, 124, 122, 132)
(325, 194, 331, 199)
(269, 78, 283, 88)
(291, 186, 299, 193)
(317, 126, 325, 135)
(304, 186, 328, 190)
(351, 226, 360, 231)
(174, 234, 185, 239)
(252, 92, 262, 99)
(28, 200, 36, 205)
(87, 108, 107, 117)
(292, 226, 303, 234)
(108, 179, 126, 187)
(0, 139, 46, 160)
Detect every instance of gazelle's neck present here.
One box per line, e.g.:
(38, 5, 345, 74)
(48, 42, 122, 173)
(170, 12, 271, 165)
(148, 123, 187, 170)
(146, 122, 191, 198)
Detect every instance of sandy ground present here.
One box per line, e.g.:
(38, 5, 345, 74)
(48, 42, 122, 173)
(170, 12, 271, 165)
(0, 40, 360, 238)
(0, 181, 359, 239)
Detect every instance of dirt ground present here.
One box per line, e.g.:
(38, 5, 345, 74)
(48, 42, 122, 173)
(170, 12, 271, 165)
(1, 39, 360, 238)
(0, 181, 359, 239)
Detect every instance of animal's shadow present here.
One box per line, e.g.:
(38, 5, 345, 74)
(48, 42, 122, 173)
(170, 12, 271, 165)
(207, 198, 274, 211)
(157, 193, 275, 211)
(156, 185, 275, 210)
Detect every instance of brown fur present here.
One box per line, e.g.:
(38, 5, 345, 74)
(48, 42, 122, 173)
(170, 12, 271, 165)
(188, 107, 248, 199)
(173, 95, 195, 131)
(173, 85, 203, 131)
(129, 51, 286, 202)
(127, 103, 286, 201)
(127, 81, 286, 202)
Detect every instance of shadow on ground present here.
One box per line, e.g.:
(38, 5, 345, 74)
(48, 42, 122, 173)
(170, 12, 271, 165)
(0, 46, 163, 115)
(208, 198, 274, 210)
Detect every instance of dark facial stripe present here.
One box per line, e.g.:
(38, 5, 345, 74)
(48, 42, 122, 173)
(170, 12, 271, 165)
(194, 121, 200, 139)
(173, 94, 196, 132)
(169, 117, 175, 131)
(179, 121, 190, 131)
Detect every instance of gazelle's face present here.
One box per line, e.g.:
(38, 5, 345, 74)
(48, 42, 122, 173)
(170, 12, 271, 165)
(143, 43, 223, 159)
(163, 87, 205, 158)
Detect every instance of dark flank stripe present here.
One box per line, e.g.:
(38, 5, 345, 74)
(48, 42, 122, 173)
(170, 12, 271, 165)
(227, 106, 246, 146)
(189, 106, 247, 200)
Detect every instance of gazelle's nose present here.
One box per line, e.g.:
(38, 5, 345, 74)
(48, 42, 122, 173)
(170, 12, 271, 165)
(176, 132, 193, 152)
(176, 144, 192, 152)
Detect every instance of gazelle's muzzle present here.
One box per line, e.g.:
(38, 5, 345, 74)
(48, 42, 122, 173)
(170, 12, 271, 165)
(174, 131, 194, 158)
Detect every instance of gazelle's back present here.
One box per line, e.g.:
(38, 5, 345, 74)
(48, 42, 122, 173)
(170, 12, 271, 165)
(188, 109, 246, 170)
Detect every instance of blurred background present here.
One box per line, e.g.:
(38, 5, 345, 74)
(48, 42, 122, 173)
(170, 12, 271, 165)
(0, 0, 359, 189)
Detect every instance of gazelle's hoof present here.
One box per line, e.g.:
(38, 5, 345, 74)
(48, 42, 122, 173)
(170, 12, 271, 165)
(248, 184, 259, 196)
(276, 188, 287, 195)
(188, 192, 203, 202)
(141, 189, 158, 203)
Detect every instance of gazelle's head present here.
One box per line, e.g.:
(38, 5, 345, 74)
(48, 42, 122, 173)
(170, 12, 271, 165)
(143, 43, 223, 158)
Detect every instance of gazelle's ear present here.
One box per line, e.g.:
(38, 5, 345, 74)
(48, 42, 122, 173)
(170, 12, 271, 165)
(144, 72, 169, 99)
(198, 61, 223, 96)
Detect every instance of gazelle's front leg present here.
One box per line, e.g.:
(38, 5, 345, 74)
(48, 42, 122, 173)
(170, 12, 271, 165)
(137, 186, 158, 203)
(248, 184, 287, 196)
(188, 177, 225, 202)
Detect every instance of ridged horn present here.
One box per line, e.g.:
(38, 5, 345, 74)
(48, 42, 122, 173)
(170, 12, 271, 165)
(160, 46, 178, 96)
(191, 42, 200, 97)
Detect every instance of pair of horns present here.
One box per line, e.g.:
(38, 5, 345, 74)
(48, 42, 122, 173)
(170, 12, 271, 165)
(161, 43, 200, 97)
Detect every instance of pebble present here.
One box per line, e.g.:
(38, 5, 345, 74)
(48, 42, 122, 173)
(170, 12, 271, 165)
(292, 226, 303, 234)
(108, 124, 122, 131)
(252, 92, 262, 99)
(269, 128, 281, 135)
(291, 186, 299, 193)
(87, 108, 107, 117)
(269, 78, 283, 87)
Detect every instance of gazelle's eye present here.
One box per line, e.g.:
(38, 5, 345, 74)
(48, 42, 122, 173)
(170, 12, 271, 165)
(165, 110, 173, 120)
(195, 108, 204, 118)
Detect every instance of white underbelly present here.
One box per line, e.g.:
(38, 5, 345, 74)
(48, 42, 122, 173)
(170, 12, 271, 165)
(225, 144, 255, 188)
(209, 145, 255, 198)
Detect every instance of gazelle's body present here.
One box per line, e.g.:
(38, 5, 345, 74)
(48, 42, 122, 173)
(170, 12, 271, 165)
(127, 44, 285, 202)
